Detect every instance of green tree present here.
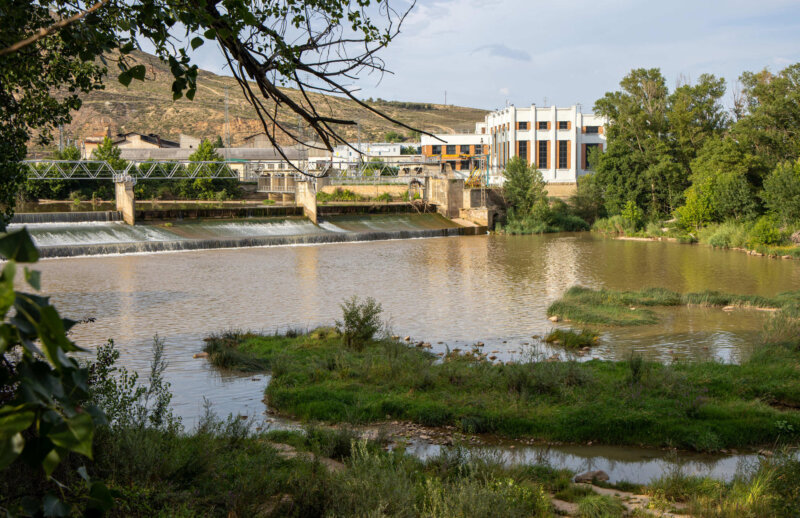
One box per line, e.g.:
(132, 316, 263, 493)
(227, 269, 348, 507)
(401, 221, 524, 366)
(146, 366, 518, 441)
(569, 173, 606, 223)
(91, 136, 127, 171)
(688, 137, 761, 221)
(594, 68, 726, 217)
(733, 64, 800, 169)
(675, 182, 714, 230)
(762, 159, 800, 225)
(56, 144, 81, 161)
(188, 139, 224, 162)
(502, 156, 547, 218)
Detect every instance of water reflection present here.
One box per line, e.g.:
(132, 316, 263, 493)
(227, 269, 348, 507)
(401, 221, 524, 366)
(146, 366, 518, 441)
(30, 233, 800, 427)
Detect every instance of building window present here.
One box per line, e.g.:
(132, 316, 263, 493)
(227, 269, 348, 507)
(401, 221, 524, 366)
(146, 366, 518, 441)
(538, 121, 548, 130)
(585, 143, 600, 169)
(473, 145, 482, 155)
(460, 160, 470, 170)
(585, 126, 599, 134)
(431, 145, 441, 155)
(518, 121, 528, 130)
(460, 145, 471, 154)
(558, 121, 568, 130)
(446, 145, 456, 155)
(538, 141, 548, 169)
(518, 140, 527, 161)
(558, 140, 568, 168)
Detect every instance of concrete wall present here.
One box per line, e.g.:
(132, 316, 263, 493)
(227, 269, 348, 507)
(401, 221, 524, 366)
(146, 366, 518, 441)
(545, 182, 578, 199)
(320, 184, 408, 199)
(295, 181, 317, 223)
(115, 181, 136, 225)
(427, 178, 465, 218)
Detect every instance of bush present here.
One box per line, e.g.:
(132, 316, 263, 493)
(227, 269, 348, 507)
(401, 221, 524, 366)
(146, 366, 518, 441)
(336, 296, 383, 351)
(747, 216, 785, 247)
(620, 200, 644, 230)
(576, 494, 625, 518)
(376, 192, 392, 202)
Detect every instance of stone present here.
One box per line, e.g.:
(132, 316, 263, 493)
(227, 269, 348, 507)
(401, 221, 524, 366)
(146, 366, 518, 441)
(574, 470, 610, 483)
(722, 305, 735, 312)
(758, 449, 774, 457)
(404, 336, 411, 341)
(782, 255, 792, 260)
(548, 315, 559, 322)
(391, 335, 400, 340)
(193, 352, 209, 359)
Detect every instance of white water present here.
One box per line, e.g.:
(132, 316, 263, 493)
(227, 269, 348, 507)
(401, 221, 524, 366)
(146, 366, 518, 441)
(9, 222, 184, 247)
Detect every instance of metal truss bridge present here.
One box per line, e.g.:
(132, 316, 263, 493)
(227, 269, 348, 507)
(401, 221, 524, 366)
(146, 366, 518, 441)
(23, 160, 256, 182)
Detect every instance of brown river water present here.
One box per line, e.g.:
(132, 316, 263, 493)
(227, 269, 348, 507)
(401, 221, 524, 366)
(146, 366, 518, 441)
(28, 232, 800, 482)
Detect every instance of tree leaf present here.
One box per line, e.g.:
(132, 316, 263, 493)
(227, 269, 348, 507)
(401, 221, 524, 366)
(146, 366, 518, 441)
(42, 493, 71, 517)
(190, 37, 204, 50)
(128, 64, 146, 81)
(49, 413, 94, 459)
(24, 267, 41, 291)
(117, 69, 132, 87)
(0, 229, 39, 262)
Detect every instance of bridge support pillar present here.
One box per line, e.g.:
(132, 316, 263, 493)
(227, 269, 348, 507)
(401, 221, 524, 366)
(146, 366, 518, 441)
(115, 181, 136, 225)
(296, 181, 317, 224)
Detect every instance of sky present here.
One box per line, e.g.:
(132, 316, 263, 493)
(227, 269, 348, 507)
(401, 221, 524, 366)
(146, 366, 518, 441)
(183, 0, 800, 113)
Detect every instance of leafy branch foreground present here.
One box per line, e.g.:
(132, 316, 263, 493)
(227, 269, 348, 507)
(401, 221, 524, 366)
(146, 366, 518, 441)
(204, 303, 800, 452)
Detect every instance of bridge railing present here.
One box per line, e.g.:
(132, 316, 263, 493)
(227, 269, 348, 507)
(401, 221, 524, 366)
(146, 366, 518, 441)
(23, 160, 259, 181)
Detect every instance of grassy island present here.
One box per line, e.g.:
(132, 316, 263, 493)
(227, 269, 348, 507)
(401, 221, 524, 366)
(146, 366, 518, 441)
(204, 297, 800, 453)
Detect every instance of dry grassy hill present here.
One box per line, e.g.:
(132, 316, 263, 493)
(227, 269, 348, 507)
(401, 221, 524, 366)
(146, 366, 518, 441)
(57, 51, 487, 147)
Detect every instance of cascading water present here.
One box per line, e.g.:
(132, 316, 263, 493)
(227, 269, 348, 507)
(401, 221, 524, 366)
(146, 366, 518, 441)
(11, 214, 482, 258)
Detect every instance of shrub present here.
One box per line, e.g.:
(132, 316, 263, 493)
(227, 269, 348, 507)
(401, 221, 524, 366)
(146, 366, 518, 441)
(544, 328, 598, 349)
(376, 192, 392, 202)
(747, 216, 785, 247)
(336, 296, 383, 351)
(621, 200, 644, 230)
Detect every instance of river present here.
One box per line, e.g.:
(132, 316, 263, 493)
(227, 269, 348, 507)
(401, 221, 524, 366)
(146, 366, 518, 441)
(25, 231, 800, 482)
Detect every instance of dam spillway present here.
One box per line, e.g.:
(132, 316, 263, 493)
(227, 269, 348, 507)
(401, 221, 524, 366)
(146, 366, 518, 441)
(10, 213, 485, 258)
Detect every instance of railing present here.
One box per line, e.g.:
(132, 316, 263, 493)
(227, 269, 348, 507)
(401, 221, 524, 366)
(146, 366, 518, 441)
(326, 175, 424, 186)
(23, 160, 258, 181)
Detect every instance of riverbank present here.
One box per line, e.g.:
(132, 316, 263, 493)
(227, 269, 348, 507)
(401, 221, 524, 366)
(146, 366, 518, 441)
(593, 217, 800, 260)
(202, 306, 800, 452)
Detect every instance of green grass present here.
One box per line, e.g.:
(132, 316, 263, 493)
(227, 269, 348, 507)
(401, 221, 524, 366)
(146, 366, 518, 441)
(205, 314, 800, 452)
(544, 328, 599, 349)
(547, 286, 800, 327)
(576, 494, 625, 518)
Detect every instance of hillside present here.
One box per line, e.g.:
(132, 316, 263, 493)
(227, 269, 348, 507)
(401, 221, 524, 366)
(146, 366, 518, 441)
(56, 51, 487, 148)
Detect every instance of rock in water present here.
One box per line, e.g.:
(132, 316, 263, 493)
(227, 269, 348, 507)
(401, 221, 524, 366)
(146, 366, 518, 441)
(548, 315, 559, 322)
(574, 470, 610, 483)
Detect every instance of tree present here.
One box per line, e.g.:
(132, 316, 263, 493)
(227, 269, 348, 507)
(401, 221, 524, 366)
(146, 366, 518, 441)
(733, 64, 800, 169)
(502, 156, 547, 218)
(56, 144, 81, 161)
(91, 136, 127, 171)
(569, 173, 606, 223)
(593, 68, 727, 218)
(188, 139, 224, 162)
(762, 159, 800, 225)
(687, 137, 760, 221)
(1, 0, 420, 227)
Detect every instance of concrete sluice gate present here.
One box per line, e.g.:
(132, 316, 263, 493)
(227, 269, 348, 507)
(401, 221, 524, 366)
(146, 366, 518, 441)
(10, 213, 484, 258)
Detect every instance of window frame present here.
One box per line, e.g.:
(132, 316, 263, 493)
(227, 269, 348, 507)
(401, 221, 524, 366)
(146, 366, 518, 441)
(537, 141, 548, 169)
(558, 140, 568, 168)
(446, 144, 456, 155)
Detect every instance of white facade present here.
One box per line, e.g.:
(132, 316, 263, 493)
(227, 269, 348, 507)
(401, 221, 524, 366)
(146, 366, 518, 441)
(422, 105, 607, 184)
(485, 105, 606, 183)
(332, 142, 403, 159)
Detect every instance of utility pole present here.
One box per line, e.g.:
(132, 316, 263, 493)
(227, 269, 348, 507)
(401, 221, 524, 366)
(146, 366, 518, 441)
(357, 121, 362, 166)
(224, 87, 231, 147)
(444, 90, 447, 106)
(58, 125, 64, 154)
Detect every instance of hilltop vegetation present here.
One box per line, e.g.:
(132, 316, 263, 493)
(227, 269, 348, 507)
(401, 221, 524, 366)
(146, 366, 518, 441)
(51, 50, 486, 152)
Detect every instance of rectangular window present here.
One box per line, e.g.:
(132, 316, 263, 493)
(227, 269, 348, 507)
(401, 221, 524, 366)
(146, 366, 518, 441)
(585, 143, 600, 169)
(518, 121, 528, 130)
(558, 140, 568, 168)
(460, 160, 470, 170)
(518, 140, 527, 161)
(431, 145, 441, 155)
(473, 145, 482, 155)
(538, 121, 548, 130)
(585, 126, 599, 134)
(460, 145, 471, 154)
(558, 121, 569, 130)
(446, 145, 456, 155)
(538, 141, 548, 169)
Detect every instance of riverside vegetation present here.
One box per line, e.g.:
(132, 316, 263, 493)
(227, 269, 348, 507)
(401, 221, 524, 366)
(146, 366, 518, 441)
(204, 296, 800, 453)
